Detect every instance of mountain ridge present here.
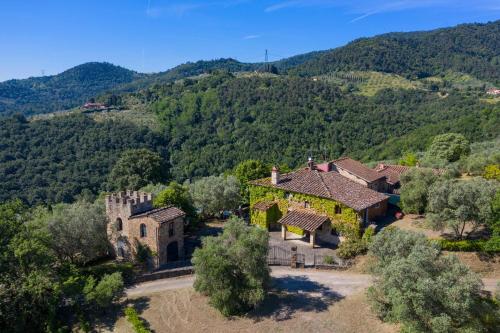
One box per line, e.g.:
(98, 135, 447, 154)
(0, 20, 498, 116)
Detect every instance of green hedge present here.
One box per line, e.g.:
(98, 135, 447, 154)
(436, 238, 500, 253)
(124, 306, 151, 333)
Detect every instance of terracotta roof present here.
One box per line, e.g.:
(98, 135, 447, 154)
(250, 168, 388, 211)
(130, 206, 185, 223)
(374, 164, 411, 185)
(374, 164, 445, 185)
(278, 210, 329, 232)
(331, 157, 386, 182)
(253, 201, 276, 211)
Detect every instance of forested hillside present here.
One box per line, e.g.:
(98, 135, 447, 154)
(146, 73, 498, 180)
(292, 20, 500, 84)
(2, 21, 498, 117)
(0, 62, 140, 116)
(0, 114, 166, 204)
(0, 20, 499, 204)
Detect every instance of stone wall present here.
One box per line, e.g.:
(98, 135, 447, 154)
(157, 216, 185, 265)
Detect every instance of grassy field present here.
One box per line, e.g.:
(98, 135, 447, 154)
(113, 288, 397, 333)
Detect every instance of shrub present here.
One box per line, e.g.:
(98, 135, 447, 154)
(337, 239, 366, 259)
(124, 306, 151, 333)
(484, 164, 500, 181)
(437, 239, 500, 253)
(361, 227, 375, 244)
(84, 272, 124, 308)
(323, 255, 335, 265)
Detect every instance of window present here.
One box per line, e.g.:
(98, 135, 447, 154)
(335, 205, 342, 214)
(285, 192, 292, 200)
(304, 201, 310, 208)
(374, 203, 380, 209)
(140, 224, 147, 237)
(116, 218, 123, 231)
(117, 247, 125, 257)
(169, 223, 174, 237)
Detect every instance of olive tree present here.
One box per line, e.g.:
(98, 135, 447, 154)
(368, 228, 485, 332)
(40, 200, 110, 265)
(426, 133, 470, 163)
(189, 175, 241, 218)
(427, 178, 497, 239)
(400, 168, 439, 214)
(192, 217, 269, 316)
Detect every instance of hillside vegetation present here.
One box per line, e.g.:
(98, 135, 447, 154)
(146, 72, 497, 180)
(0, 62, 140, 116)
(1, 21, 498, 117)
(293, 21, 500, 84)
(0, 20, 499, 203)
(0, 114, 166, 204)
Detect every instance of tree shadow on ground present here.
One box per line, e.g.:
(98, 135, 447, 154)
(249, 275, 343, 322)
(91, 296, 153, 332)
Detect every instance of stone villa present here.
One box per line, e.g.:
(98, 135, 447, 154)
(249, 157, 392, 247)
(105, 191, 186, 268)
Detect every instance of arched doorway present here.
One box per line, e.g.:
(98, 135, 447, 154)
(167, 241, 179, 262)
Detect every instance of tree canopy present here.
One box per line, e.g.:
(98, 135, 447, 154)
(427, 178, 498, 239)
(189, 175, 242, 218)
(192, 217, 269, 316)
(108, 148, 168, 191)
(153, 181, 198, 225)
(426, 133, 470, 163)
(400, 168, 440, 214)
(368, 228, 489, 332)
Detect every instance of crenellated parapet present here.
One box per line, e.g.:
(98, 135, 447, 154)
(105, 190, 154, 217)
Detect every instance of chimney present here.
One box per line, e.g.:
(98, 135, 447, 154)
(271, 166, 280, 185)
(307, 157, 315, 170)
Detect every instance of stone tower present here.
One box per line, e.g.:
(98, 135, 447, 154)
(105, 190, 154, 259)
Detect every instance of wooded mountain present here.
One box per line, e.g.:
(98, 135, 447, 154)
(0, 62, 140, 115)
(0, 20, 499, 204)
(292, 21, 500, 83)
(2, 20, 497, 116)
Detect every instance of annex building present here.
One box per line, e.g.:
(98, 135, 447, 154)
(105, 191, 186, 268)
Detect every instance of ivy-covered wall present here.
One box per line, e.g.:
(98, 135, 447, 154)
(251, 203, 282, 230)
(249, 184, 362, 240)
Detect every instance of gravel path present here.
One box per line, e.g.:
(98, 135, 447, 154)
(126, 267, 372, 298)
(126, 267, 499, 298)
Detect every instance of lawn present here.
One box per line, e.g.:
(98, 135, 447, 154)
(113, 288, 397, 333)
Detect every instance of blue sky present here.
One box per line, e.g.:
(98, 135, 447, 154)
(0, 0, 499, 81)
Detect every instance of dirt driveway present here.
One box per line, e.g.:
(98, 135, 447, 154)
(126, 267, 373, 298)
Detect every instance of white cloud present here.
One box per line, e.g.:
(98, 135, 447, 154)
(243, 34, 260, 39)
(145, 0, 255, 18)
(264, 0, 500, 22)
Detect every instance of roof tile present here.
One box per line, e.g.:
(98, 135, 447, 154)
(278, 210, 329, 232)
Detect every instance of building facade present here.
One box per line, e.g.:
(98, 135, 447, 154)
(105, 190, 185, 268)
(249, 158, 389, 247)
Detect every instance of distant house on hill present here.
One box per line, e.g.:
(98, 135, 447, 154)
(486, 88, 500, 95)
(82, 102, 108, 111)
(249, 158, 389, 247)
